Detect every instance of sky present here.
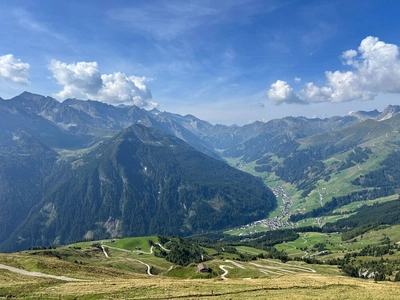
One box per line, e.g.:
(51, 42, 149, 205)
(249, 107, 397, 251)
(1, 0, 400, 125)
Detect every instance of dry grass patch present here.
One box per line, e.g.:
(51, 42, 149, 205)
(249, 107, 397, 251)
(0, 252, 146, 281)
(11, 276, 400, 300)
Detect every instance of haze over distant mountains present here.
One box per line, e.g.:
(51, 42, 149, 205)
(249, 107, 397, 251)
(1, 92, 398, 154)
(1, 91, 400, 252)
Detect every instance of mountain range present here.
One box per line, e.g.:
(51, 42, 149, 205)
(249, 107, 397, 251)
(2, 92, 398, 159)
(1, 91, 400, 251)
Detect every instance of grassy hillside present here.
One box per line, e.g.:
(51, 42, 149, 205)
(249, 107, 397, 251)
(1, 234, 400, 299)
(226, 118, 400, 236)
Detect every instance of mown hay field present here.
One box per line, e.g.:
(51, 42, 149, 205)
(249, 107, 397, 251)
(1, 271, 400, 299)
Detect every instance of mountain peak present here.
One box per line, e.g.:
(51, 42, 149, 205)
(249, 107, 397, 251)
(18, 91, 46, 101)
(348, 109, 380, 120)
(120, 123, 180, 146)
(378, 105, 400, 121)
(149, 107, 160, 115)
(13, 91, 59, 106)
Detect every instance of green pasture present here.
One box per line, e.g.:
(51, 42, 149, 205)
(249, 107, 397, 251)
(235, 246, 269, 255)
(334, 194, 399, 213)
(274, 232, 343, 256)
(103, 236, 158, 252)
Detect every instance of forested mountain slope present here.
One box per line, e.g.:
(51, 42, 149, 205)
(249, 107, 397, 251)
(0, 124, 276, 252)
(0, 130, 58, 245)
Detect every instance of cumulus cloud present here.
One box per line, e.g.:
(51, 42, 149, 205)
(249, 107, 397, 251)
(300, 70, 375, 103)
(49, 60, 102, 98)
(294, 77, 301, 83)
(268, 36, 400, 105)
(267, 80, 306, 105)
(99, 73, 155, 107)
(345, 36, 400, 93)
(48, 60, 157, 109)
(0, 54, 30, 84)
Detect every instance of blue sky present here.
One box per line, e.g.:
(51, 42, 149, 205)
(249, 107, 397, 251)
(1, 0, 400, 124)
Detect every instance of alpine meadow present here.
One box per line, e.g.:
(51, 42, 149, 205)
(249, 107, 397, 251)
(2, 0, 400, 299)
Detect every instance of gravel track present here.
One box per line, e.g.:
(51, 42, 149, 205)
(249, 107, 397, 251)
(0, 264, 85, 281)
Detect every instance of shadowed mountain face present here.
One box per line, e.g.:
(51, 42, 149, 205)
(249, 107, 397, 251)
(0, 131, 58, 245)
(0, 124, 276, 251)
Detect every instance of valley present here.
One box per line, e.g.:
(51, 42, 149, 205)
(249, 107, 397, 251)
(1, 92, 400, 298)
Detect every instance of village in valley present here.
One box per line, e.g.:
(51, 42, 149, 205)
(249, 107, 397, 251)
(230, 186, 296, 236)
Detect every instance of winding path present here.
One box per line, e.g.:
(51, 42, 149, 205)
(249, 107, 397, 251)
(0, 264, 85, 281)
(262, 259, 316, 273)
(101, 245, 109, 258)
(126, 258, 154, 276)
(249, 262, 296, 274)
(257, 268, 282, 275)
(156, 243, 170, 252)
(100, 243, 154, 276)
(102, 244, 153, 255)
(219, 265, 233, 280)
(286, 242, 297, 249)
(102, 245, 131, 253)
(137, 246, 154, 255)
(225, 260, 245, 269)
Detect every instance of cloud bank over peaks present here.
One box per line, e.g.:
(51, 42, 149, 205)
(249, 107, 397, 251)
(267, 36, 400, 105)
(49, 60, 157, 109)
(0, 54, 30, 84)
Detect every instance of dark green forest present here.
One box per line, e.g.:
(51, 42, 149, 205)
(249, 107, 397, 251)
(0, 125, 276, 252)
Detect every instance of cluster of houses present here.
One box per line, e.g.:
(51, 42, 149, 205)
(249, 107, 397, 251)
(272, 186, 294, 218)
(235, 186, 296, 236)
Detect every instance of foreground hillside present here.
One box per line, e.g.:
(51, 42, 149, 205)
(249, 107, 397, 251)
(1, 235, 400, 299)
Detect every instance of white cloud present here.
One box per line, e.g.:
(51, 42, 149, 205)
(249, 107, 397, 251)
(49, 60, 102, 98)
(300, 82, 332, 103)
(300, 70, 375, 103)
(267, 80, 306, 105)
(49, 60, 157, 109)
(347, 36, 400, 93)
(99, 73, 155, 107)
(0, 54, 30, 84)
(341, 49, 357, 65)
(270, 36, 400, 105)
(294, 77, 301, 83)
